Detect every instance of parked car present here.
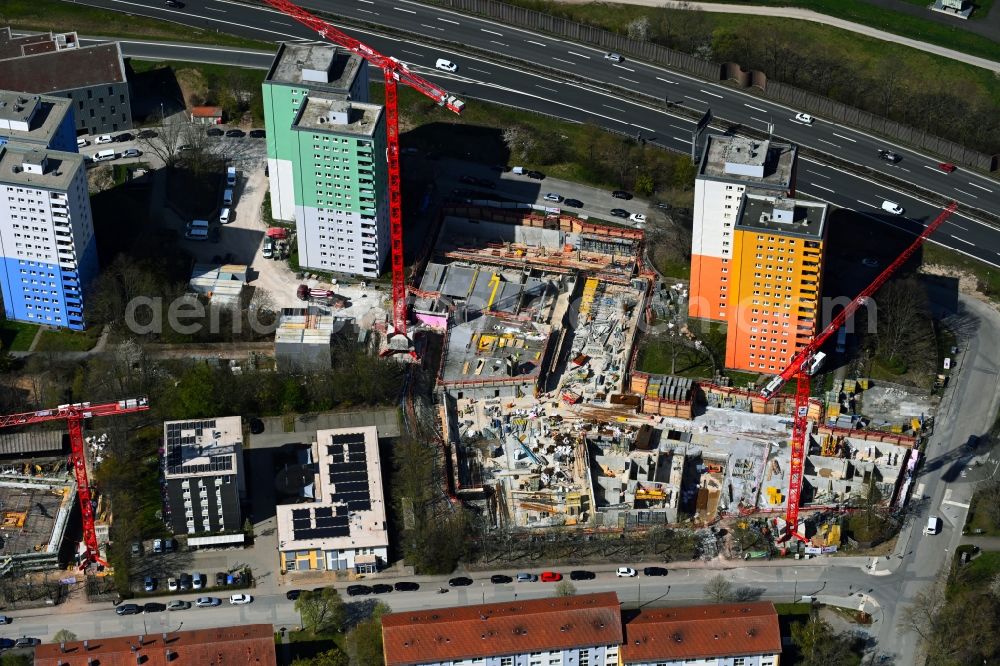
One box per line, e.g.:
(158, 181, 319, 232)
(94, 134, 113, 144)
(563, 198, 583, 208)
(539, 571, 562, 582)
(152, 538, 163, 553)
(138, 129, 158, 139)
(372, 584, 393, 594)
(604, 52, 624, 63)
(195, 597, 221, 608)
(794, 112, 814, 124)
(262, 237, 275, 259)
(347, 585, 372, 597)
(219, 207, 231, 224)
(249, 129, 266, 138)
(116, 603, 141, 616)
(0, 638, 13, 649)
(206, 127, 224, 137)
(616, 567, 638, 578)
(527, 170, 545, 180)
(938, 162, 956, 173)
(490, 574, 513, 584)
(165, 0, 185, 7)
(569, 570, 595, 581)
(114, 132, 134, 142)
(628, 213, 646, 223)
(178, 574, 192, 591)
(543, 193, 563, 203)
(285, 589, 302, 601)
(143, 575, 156, 592)
(131, 542, 143, 556)
(435, 58, 458, 73)
(143, 602, 166, 614)
(877, 149, 901, 163)
(612, 190, 633, 199)
(225, 129, 246, 138)
(167, 577, 178, 592)
(164, 538, 176, 553)
(223, 188, 234, 205)
(880, 200, 904, 215)
(215, 572, 229, 587)
(192, 573, 205, 590)
(610, 209, 630, 218)
(394, 581, 420, 592)
(643, 567, 668, 577)
(77, 137, 89, 148)
(0, 615, 11, 625)
(229, 594, 253, 605)
(13, 638, 40, 648)
(167, 600, 190, 611)
(121, 148, 142, 158)
(516, 573, 538, 583)
(449, 577, 473, 587)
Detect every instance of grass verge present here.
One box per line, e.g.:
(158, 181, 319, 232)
(0, 320, 39, 352)
(1, 0, 274, 50)
(923, 241, 1000, 303)
(33, 326, 102, 353)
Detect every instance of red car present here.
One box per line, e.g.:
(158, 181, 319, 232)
(938, 162, 956, 173)
(540, 571, 562, 582)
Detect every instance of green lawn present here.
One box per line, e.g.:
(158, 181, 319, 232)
(33, 327, 102, 352)
(965, 493, 1000, 536)
(950, 550, 1000, 596)
(2, 0, 274, 50)
(923, 241, 1000, 303)
(635, 338, 715, 379)
(0, 320, 39, 352)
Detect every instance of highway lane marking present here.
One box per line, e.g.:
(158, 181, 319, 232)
(620, 76, 640, 84)
(401, 50, 425, 57)
(951, 235, 975, 246)
(672, 136, 688, 143)
(923, 165, 944, 173)
(552, 56, 573, 64)
(699, 89, 724, 99)
(395, 7, 417, 13)
(949, 222, 969, 231)
(832, 133, 857, 143)
(270, 20, 295, 26)
(750, 117, 768, 124)
(438, 17, 460, 24)
(107, 0, 305, 39)
(567, 51, 590, 59)
(420, 23, 443, 31)
(955, 188, 978, 199)
(809, 183, 835, 193)
(358, 0, 374, 3)
(656, 76, 677, 85)
(968, 182, 994, 193)
(612, 64, 636, 72)
(481, 28, 502, 35)
(856, 200, 877, 208)
(603, 104, 626, 112)
(357, 9, 378, 15)
(818, 139, 841, 148)
(204, 6, 227, 12)
(491, 40, 509, 47)
(744, 104, 766, 112)
(634, 123, 655, 132)
(669, 124, 690, 130)
(805, 169, 830, 179)
(684, 95, 707, 104)
(536, 85, 558, 92)
(467, 67, 491, 74)
(527, 40, 547, 47)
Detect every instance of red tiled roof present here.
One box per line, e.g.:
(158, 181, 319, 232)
(0, 43, 125, 94)
(34, 623, 277, 666)
(192, 106, 224, 117)
(622, 602, 781, 663)
(382, 592, 623, 666)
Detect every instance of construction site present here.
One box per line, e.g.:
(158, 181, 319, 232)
(0, 454, 76, 574)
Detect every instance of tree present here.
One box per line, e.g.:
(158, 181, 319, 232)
(703, 574, 733, 603)
(52, 629, 77, 642)
(554, 580, 577, 597)
(626, 16, 650, 40)
(291, 647, 349, 666)
(294, 588, 346, 636)
(344, 605, 389, 666)
(871, 277, 932, 372)
(790, 616, 859, 666)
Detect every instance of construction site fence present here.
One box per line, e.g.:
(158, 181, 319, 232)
(818, 425, 917, 449)
(443, 204, 645, 241)
(421, 0, 997, 172)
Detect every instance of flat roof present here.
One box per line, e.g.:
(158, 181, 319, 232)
(276, 426, 388, 552)
(735, 193, 827, 240)
(698, 135, 796, 190)
(0, 42, 125, 94)
(293, 95, 382, 136)
(0, 92, 74, 144)
(266, 42, 363, 92)
(0, 144, 82, 191)
(383, 592, 623, 665)
(440, 315, 549, 386)
(162, 416, 243, 479)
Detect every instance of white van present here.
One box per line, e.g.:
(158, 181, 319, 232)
(92, 149, 116, 163)
(924, 516, 941, 535)
(223, 188, 234, 205)
(185, 228, 209, 241)
(188, 219, 209, 230)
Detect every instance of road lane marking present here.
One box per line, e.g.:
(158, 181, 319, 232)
(923, 165, 943, 173)
(672, 136, 688, 143)
(358, 0, 373, 3)
(968, 182, 993, 193)
(481, 28, 502, 35)
(805, 169, 830, 179)
(401, 50, 424, 57)
(657, 76, 677, 85)
(952, 235, 974, 246)
(552, 56, 572, 64)
(809, 183, 834, 193)
(954, 188, 978, 198)
(603, 104, 626, 112)
(527, 40, 547, 47)
(620, 76, 640, 84)
(949, 222, 969, 231)
(634, 124, 655, 132)
(832, 133, 857, 143)
(699, 89, 723, 99)
(818, 139, 840, 148)
(856, 200, 877, 208)
(536, 85, 558, 92)
(943, 498, 970, 508)
(395, 7, 417, 12)
(357, 9, 378, 14)
(438, 17, 460, 24)
(669, 124, 690, 130)
(490, 40, 509, 47)
(205, 6, 227, 11)
(567, 51, 589, 59)
(750, 117, 768, 124)
(467, 67, 491, 74)
(612, 63, 636, 72)
(684, 95, 707, 104)
(270, 20, 295, 26)
(419, 23, 443, 31)
(744, 104, 766, 112)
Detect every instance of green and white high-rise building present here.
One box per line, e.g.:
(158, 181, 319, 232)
(263, 43, 388, 278)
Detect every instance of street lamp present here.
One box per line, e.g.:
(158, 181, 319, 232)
(160, 102, 165, 127)
(481, 582, 485, 605)
(792, 570, 798, 603)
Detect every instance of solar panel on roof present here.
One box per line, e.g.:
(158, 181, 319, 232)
(292, 508, 310, 519)
(313, 506, 333, 518)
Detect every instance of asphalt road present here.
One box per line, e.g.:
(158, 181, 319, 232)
(70, 0, 1000, 274)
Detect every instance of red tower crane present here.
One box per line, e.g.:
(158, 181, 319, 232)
(263, 0, 465, 347)
(0, 398, 150, 568)
(760, 202, 957, 540)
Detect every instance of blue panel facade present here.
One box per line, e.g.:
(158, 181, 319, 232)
(50, 107, 79, 153)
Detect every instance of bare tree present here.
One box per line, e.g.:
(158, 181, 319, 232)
(872, 277, 932, 367)
(554, 580, 577, 597)
(703, 574, 733, 603)
(626, 16, 650, 40)
(899, 583, 945, 642)
(502, 125, 537, 162)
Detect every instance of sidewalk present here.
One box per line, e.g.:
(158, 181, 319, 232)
(556, 0, 1000, 72)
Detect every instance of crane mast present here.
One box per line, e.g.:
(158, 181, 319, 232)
(766, 202, 957, 539)
(263, 0, 464, 345)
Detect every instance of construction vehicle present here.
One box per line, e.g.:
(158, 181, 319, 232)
(0, 398, 150, 567)
(296, 284, 347, 307)
(760, 202, 956, 541)
(263, 0, 464, 354)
